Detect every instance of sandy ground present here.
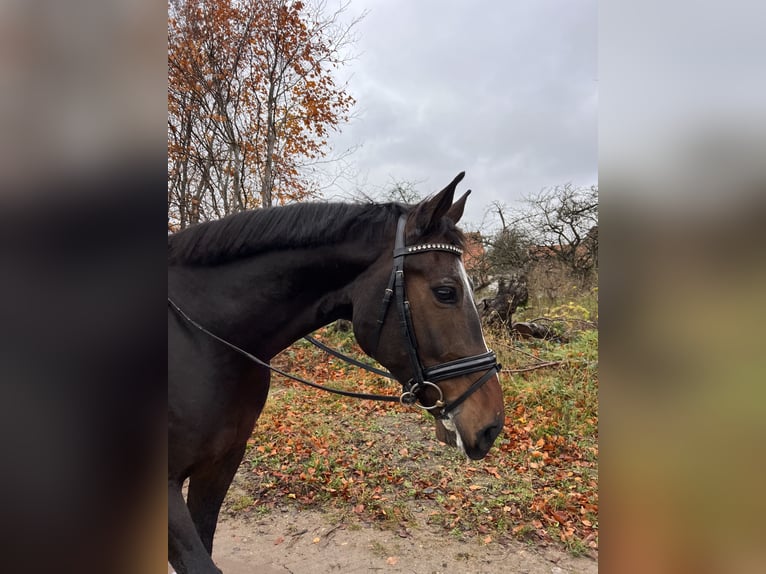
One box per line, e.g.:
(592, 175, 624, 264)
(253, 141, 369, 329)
(170, 405, 597, 573)
(174, 506, 598, 574)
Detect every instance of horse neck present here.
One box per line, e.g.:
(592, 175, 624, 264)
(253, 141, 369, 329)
(169, 239, 385, 360)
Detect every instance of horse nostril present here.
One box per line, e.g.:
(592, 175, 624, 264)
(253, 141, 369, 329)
(479, 421, 503, 450)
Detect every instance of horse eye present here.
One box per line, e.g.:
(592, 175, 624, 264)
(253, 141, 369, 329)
(433, 286, 458, 304)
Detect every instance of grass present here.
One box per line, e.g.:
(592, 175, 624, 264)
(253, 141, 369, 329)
(229, 494, 256, 512)
(514, 282, 599, 339)
(228, 308, 598, 556)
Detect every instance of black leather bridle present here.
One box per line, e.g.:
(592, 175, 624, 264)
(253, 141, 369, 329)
(168, 214, 500, 417)
(368, 215, 500, 419)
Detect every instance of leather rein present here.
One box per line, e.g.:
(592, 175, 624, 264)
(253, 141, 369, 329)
(168, 214, 500, 418)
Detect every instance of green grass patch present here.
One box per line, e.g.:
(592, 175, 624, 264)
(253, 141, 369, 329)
(229, 320, 598, 555)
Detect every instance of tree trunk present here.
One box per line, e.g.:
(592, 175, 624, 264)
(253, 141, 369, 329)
(260, 52, 280, 209)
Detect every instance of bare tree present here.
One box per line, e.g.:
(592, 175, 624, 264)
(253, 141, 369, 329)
(383, 179, 422, 204)
(467, 201, 531, 288)
(343, 177, 424, 205)
(521, 184, 598, 282)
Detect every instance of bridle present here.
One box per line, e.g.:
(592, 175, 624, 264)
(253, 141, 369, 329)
(167, 214, 500, 418)
(368, 215, 500, 419)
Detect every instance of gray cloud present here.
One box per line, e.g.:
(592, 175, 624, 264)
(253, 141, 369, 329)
(323, 0, 597, 227)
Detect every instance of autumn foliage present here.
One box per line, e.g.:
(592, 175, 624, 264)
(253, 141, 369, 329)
(168, 0, 357, 229)
(227, 328, 599, 556)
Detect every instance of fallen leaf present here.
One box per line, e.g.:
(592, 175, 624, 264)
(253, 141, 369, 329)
(274, 536, 284, 545)
(484, 466, 501, 479)
(386, 556, 398, 565)
(552, 510, 568, 524)
(483, 535, 492, 544)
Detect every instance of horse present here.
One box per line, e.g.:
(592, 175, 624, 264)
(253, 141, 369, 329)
(168, 172, 505, 573)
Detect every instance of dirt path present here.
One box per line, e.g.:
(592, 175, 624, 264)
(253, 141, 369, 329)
(170, 393, 597, 573)
(197, 507, 597, 574)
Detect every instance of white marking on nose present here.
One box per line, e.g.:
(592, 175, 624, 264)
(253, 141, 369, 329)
(443, 414, 466, 457)
(456, 258, 489, 352)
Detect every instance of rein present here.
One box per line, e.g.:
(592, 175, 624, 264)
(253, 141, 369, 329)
(168, 214, 500, 417)
(168, 298, 402, 404)
(303, 335, 395, 380)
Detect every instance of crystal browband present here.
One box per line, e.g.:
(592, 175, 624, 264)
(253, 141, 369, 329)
(394, 243, 463, 257)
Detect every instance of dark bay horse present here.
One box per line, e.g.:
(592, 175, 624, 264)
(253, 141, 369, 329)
(168, 172, 505, 573)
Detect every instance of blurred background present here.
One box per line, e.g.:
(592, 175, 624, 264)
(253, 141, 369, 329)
(600, 1, 766, 572)
(1, 0, 764, 573)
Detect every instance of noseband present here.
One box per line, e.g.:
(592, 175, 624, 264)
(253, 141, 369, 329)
(370, 215, 500, 419)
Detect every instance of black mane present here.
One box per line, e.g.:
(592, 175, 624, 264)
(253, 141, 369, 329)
(168, 201, 410, 266)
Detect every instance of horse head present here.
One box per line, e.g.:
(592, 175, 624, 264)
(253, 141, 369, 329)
(352, 173, 505, 460)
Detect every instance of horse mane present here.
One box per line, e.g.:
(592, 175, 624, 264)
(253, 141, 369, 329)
(168, 201, 414, 266)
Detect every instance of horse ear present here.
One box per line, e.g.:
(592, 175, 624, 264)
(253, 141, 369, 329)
(413, 172, 465, 232)
(445, 189, 471, 224)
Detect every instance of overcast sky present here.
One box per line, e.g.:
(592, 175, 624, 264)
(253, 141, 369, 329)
(320, 0, 597, 229)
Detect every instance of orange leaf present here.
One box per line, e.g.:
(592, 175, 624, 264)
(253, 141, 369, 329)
(552, 510, 568, 524)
